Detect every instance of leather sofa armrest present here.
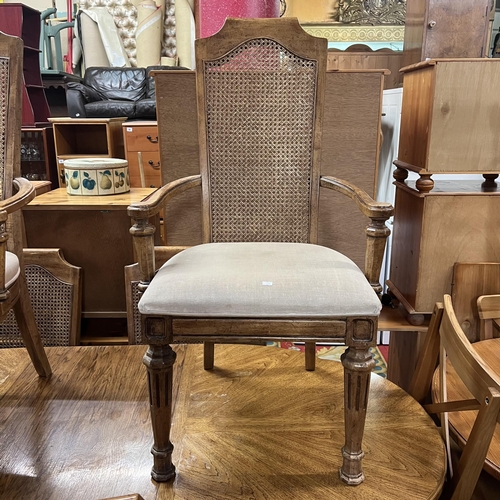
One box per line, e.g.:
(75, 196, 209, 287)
(66, 88, 88, 118)
(66, 81, 103, 102)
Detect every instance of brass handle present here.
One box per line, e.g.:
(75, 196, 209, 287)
(148, 160, 161, 169)
(146, 135, 158, 143)
(428, 20, 436, 29)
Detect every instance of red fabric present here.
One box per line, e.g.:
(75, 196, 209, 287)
(197, 0, 280, 38)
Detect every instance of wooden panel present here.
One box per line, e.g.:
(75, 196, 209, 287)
(398, 65, 435, 170)
(319, 70, 383, 269)
(402, 0, 426, 68)
(388, 186, 424, 311)
(451, 263, 500, 343)
(155, 70, 383, 269)
(403, 0, 492, 67)
(417, 193, 500, 312)
(327, 50, 404, 89)
(156, 70, 202, 246)
(24, 209, 135, 315)
(424, 0, 491, 59)
(428, 61, 500, 173)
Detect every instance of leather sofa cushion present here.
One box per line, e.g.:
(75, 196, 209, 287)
(84, 67, 147, 101)
(85, 100, 137, 119)
(134, 98, 156, 119)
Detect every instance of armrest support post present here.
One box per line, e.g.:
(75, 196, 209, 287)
(365, 218, 391, 295)
(130, 219, 156, 289)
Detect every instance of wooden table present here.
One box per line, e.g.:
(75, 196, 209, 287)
(0, 344, 445, 499)
(22, 188, 157, 341)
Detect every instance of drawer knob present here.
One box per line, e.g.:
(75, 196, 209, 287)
(427, 20, 436, 29)
(148, 160, 161, 169)
(147, 135, 159, 144)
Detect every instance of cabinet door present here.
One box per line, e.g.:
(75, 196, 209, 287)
(424, 0, 491, 58)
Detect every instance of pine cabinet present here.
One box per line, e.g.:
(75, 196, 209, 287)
(122, 121, 162, 188)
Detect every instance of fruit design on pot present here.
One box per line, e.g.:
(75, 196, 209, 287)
(100, 170, 113, 190)
(82, 172, 96, 191)
(114, 170, 126, 188)
(69, 171, 80, 190)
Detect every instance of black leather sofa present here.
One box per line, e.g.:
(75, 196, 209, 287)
(66, 66, 186, 119)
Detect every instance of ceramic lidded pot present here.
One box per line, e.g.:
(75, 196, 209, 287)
(64, 158, 130, 196)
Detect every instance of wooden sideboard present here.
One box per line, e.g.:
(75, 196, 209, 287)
(23, 188, 158, 343)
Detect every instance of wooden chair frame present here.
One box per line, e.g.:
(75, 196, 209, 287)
(0, 31, 50, 377)
(128, 18, 393, 485)
(410, 295, 500, 499)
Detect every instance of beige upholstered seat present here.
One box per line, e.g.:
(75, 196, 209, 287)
(128, 18, 393, 487)
(0, 31, 51, 377)
(139, 243, 381, 318)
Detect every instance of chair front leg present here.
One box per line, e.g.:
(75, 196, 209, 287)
(340, 345, 374, 485)
(143, 343, 177, 482)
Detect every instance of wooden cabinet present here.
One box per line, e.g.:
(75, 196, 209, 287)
(395, 59, 500, 191)
(122, 121, 162, 188)
(23, 188, 158, 344)
(0, 4, 51, 126)
(49, 117, 126, 187)
(403, 0, 493, 68)
(20, 127, 57, 184)
(387, 181, 500, 317)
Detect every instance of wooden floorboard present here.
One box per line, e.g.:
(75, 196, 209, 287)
(0, 344, 446, 499)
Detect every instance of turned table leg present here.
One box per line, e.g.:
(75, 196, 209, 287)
(143, 344, 177, 482)
(340, 346, 375, 485)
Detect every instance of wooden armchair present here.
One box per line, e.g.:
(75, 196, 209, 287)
(0, 31, 51, 377)
(410, 295, 500, 499)
(128, 18, 392, 485)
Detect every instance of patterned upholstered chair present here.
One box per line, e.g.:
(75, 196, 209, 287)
(128, 18, 393, 485)
(0, 31, 51, 377)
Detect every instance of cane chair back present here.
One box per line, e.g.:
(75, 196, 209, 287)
(0, 31, 51, 377)
(196, 19, 326, 244)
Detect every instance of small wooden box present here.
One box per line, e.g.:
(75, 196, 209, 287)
(388, 180, 500, 315)
(398, 59, 500, 176)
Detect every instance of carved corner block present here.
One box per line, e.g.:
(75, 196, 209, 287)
(346, 317, 377, 347)
(143, 316, 173, 344)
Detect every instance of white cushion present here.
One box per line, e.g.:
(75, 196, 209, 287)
(138, 243, 381, 318)
(5, 251, 20, 289)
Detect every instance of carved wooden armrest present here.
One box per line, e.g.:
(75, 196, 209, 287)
(0, 177, 36, 214)
(127, 175, 201, 219)
(320, 175, 394, 295)
(128, 175, 201, 286)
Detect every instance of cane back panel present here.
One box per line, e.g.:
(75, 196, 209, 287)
(198, 23, 326, 244)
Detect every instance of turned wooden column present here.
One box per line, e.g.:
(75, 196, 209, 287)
(143, 341, 177, 481)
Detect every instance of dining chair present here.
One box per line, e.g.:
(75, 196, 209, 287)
(128, 17, 393, 485)
(0, 31, 51, 377)
(410, 295, 500, 499)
